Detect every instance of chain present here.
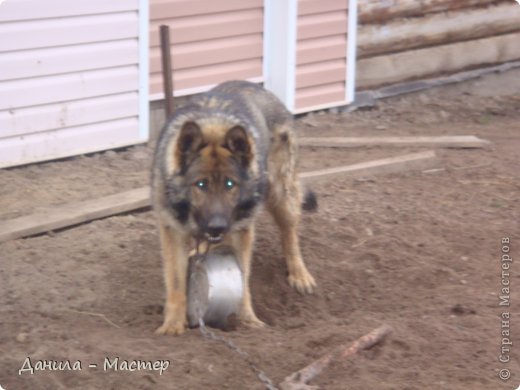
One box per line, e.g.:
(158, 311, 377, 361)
(198, 318, 279, 390)
(193, 238, 277, 389)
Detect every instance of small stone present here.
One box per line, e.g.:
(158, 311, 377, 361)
(439, 110, 450, 120)
(131, 150, 148, 160)
(418, 94, 431, 104)
(375, 125, 388, 130)
(16, 332, 29, 343)
(105, 150, 117, 158)
(451, 304, 476, 315)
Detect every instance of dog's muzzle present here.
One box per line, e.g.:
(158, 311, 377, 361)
(205, 215, 228, 243)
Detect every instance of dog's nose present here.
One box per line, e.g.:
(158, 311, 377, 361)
(207, 215, 228, 238)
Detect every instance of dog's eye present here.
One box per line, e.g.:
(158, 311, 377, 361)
(225, 178, 235, 190)
(194, 179, 208, 191)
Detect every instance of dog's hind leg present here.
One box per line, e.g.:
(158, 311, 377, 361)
(232, 226, 266, 328)
(267, 127, 316, 294)
(155, 223, 190, 335)
(268, 188, 316, 294)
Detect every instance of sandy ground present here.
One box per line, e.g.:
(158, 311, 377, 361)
(1, 68, 519, 390)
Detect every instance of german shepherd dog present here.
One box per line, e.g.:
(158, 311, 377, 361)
(152, 80, 316, 335)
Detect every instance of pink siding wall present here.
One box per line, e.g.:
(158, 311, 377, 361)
(0, 0, 143, 168)
(295, 0, 348, 110)
(149, 0, 264, 98)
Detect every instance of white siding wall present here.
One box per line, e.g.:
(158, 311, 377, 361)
(0, 0, 148, 168)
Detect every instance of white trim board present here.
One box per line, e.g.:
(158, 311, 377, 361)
(138, 0, 150, 140)
(263, 0, 298, 112)
(346, 0, 358, 104)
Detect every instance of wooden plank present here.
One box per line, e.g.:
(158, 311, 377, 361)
(299, 151, 437, 182)
(358, 3, 520, 58)
(358, 0, 505, 24)
(357, 33, 520, 89)
(0, 188, 150, 243)
(0, 151, 436, 242)
(298, 136, 491, 149)
(0, 191, 144, 241)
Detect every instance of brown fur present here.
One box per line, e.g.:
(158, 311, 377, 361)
(152, 80, 316, 335)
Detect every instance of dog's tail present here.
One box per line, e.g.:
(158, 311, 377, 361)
(302, 189, 318, 212)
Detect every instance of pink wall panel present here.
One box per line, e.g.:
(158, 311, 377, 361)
(0, 118, 142, 169)
(149, 8, 263, 46)
(0, 13, 138, 52)
(0, 93, 138, 139)
(296, 59, 346, 89)
(295, 82, 346, 110)
(151, 0, 262, 19)
(297, 35, 347, 65)
(1, 40, 138, 81)
(295, 0, 349, 112)
(1, 67, 139, 111)
(298, 0, 348, 16)
(150, 34, 262, 72)
(298, 11, 348, 40)
(0, 0, 137, 21)
(0, 2, 143, 168)
(149, 0, 263, 98)
(150, 59, 262, 95)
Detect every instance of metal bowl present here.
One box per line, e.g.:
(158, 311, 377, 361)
(187, 245, 243, 330)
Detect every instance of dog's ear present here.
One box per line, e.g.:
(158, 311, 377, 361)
(225, 126, 252, 167)
(176, 121, 202, 171)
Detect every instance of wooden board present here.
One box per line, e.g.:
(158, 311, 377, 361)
(298, 136, 490, 149)
(358, 0, 505, 24)
(300, 151, 437, 182)
(358, 3, 520, 58)
(0, 187, 150, 242)
(357, 33, 520, 89)
(0, 151, 437, 242)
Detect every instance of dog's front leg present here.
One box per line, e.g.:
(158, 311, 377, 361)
(155, 222, 189, 335)
(232, 226, 265, 328)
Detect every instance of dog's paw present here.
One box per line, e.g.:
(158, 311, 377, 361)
(155, 320, 186, 335)
(240, 313, 266, 329)
(288, 269, 316, 294)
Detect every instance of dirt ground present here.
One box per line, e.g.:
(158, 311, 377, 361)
(1, 68, 519, 390)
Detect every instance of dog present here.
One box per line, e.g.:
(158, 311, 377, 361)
(152, 80, 317, 335)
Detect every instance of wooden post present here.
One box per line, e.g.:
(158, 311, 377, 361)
(159, 25, 174, 118)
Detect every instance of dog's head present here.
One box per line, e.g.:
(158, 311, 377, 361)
(167, 121, 264, 242)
